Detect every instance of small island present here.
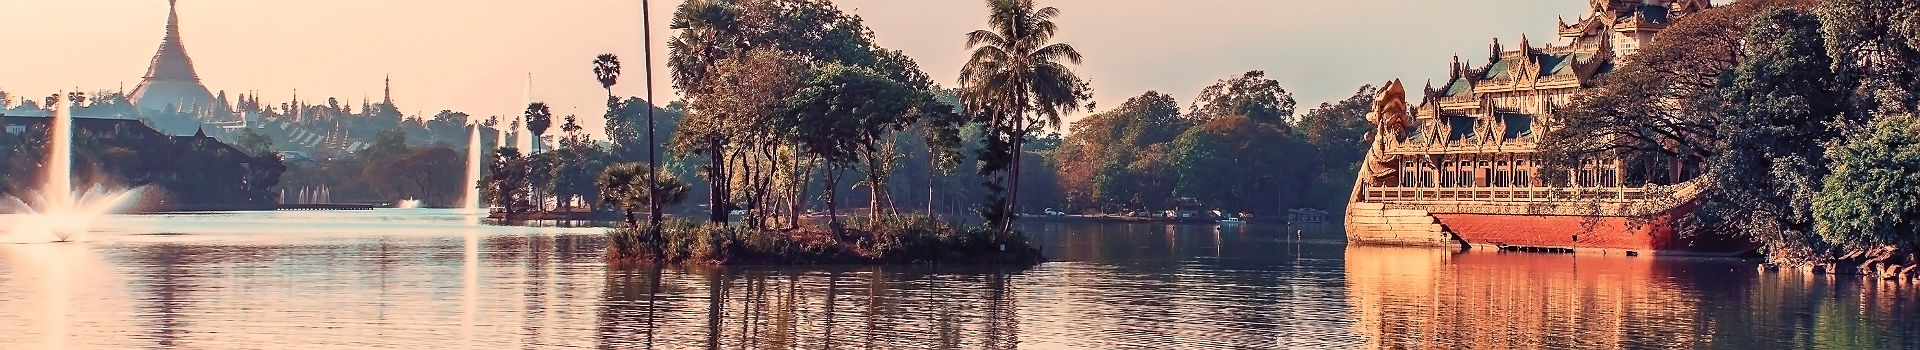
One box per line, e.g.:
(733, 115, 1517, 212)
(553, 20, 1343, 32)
(605, 216, 1044, 266)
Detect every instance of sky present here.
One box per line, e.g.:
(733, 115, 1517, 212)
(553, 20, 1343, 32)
(1, 0, 1615, 137)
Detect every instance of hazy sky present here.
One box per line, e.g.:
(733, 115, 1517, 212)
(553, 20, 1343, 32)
(3, 1, 1611, 137)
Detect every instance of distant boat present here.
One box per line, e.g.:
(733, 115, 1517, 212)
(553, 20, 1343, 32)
(1218, 217, 1244, 225)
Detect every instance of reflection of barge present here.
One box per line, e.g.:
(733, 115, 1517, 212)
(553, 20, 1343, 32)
(1343, 0, 1752, 256)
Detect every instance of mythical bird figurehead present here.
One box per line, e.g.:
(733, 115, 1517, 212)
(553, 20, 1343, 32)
(1366, 79, 1409, 138)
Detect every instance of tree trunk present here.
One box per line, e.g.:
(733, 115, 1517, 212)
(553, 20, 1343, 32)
(790, 145, 805, 230)
(708, 137, 728, 223)
(927, 145, 936, 216)
(825, 163, 843, 241)
(867, 146, 884, 223)
(1001, 128, 1026, 237)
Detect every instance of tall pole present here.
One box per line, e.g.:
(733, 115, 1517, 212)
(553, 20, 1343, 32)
(643, 0, 662, 231)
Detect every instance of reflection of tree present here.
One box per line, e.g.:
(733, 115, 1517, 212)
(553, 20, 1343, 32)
(133, 245, 197, 348)
(822, 270, 840, 348)
(519, 235, 551, 346)
(705, 269, 727, 348)
(982, 271, 1019, 350)
(596, 266, 666, 349)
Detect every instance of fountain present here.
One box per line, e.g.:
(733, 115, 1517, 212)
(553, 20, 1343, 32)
(396, 199, 423, 209)
(1, 99, 142, 242)
(465, 124, 483, 213)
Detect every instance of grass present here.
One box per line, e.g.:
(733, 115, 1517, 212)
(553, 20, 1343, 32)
(606, 215, 1045, 266)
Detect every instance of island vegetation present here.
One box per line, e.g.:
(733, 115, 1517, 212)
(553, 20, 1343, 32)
(1540, 0, 1920, 274)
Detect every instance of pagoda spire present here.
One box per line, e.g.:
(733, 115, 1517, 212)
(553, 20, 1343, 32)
(382, 74, 393, 106)
(147, 0, 197, 81)
(130, 0, 215, 113)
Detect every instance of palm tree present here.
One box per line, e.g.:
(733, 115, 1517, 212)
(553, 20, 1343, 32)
(599, 163, 689, 227)
(523, 102, 553, 211)
(593, 54, 623, 98)
(960, 0, 1087, 234)
(600, 162, 688, 256)
(525, 102, 553, 154)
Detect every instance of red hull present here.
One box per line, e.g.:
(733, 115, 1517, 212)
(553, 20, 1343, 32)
(1432, 211, 1753, 255)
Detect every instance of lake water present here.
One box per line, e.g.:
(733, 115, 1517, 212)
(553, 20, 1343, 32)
(0, 209, 1915, 349)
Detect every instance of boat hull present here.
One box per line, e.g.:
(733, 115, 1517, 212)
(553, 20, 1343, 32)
(1431, 208, 1752, 256)
(1346, 200, 1755, 256)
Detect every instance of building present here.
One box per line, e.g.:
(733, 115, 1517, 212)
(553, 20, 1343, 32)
(129, 0, 217, 114)
(1345, 0, 1750, 255)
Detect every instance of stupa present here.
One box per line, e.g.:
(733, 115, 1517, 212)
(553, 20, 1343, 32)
(128, 0, 216, 114)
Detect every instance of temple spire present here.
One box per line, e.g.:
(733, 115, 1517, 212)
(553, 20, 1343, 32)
(382, 75, 393, 106)
(131, 0, 215, 113)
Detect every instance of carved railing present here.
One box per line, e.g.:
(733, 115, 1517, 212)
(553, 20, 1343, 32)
(1358, 180, 1705, 217)
(1382, 138, 1540, 154)
(1363, 186, 1650, 203)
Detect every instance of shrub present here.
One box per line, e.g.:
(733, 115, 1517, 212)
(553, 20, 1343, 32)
(605, 215, 1043, 265)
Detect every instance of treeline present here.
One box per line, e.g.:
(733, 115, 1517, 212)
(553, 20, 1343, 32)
(1053, 71, 1374, 216)
(1542, 0, 1920, 263)
(481, 0, 1380, 231)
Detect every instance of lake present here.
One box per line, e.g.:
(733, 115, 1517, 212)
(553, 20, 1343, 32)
(1, 209, 1915, 349)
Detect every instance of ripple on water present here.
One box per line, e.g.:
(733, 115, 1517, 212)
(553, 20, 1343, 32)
(1, 212, 1917, 349)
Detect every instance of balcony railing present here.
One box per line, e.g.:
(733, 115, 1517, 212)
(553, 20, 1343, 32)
(1361, 185, 1650, 203)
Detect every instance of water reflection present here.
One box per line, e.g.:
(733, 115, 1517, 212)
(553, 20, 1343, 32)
(0, 212, 1915, 349)
(1343, 246, 1920, 349)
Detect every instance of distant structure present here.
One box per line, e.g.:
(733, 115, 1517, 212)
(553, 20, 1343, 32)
(129, 0, 216, 114)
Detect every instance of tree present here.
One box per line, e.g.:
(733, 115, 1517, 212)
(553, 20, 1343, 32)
(1055, 91, 1187, 211)
(1816, 0, 1920, 111)
(1814, 115, 1920, 251)
(367, 146, 463, 206)
(778, 63, 924, 234)
(960, 0, 1090, 234)
(919, 88, 969, 215)
(234, 127, 274, 156)
(1295, 85, 1379, 210)
(600, 163, 691, 227)
(591, 53, 631, 159)
(1189, 71, 1295, 125)
(425, 110, 472, 145)
(360, 129, 409, 162)
(485, 148, 531, 219)
(594, 53, 623, 98)
(1540, 0, 1817, 172)
(551, 117, 606, 214)
(524, 102, 552, 155)
(1695, 8, 1846, 262)
(682, 48, 805, 225)
(1169, 116, 1314, 215)
(668, 0, 881, 225)
(520, 102, 553, 211)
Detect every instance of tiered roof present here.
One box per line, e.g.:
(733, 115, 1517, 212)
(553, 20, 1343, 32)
(1390, 0, 1707, 153)
(1417, 0, 1708, 118)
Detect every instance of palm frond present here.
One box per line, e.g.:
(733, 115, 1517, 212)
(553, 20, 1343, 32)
(1030, 43, 1083, 65)
(964, 30, 1007, 50)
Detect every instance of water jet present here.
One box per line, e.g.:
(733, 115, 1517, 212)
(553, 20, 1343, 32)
(1, 98, 142, 242)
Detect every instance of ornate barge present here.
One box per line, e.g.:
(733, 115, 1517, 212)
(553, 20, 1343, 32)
(1344, 0, 1752, 256)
